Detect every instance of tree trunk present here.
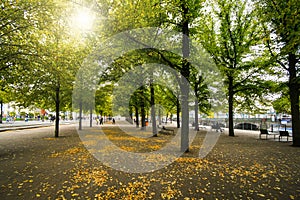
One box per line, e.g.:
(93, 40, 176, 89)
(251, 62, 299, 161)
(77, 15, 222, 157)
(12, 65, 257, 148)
(288, 53, 300, 146)
(55, 86, 60, 137)
(129, 106, 133, 124)
(181, 81, 189, 152)
(150, 80, 157, 136)
(90, 107, 93, 127)
(180, 2, 190, 152)
(166, 113, 169, 124)
(0, 100, 3, 124)
(195, 98, 199, 131)
(228, 76, 235, 136)
(141, 90, 146, 131)
(158, 106, 162, 125)
(79, 101, 82, 130)
(176, 98, 180, 128)
(135, 106, 139, 128)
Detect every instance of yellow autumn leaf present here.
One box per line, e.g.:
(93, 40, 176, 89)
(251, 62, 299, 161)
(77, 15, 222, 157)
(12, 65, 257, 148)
(261, 174, 267, 178)
(273, 187, 281, 190)
(257, 193, 265, 197)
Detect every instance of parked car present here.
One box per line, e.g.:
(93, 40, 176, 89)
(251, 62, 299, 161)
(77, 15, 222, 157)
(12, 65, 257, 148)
(234, 123, 258, 130)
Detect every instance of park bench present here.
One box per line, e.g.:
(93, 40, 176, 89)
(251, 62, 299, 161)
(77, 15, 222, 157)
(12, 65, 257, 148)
(279, 131, 291, 142)
(259, 129, 278, 140)
(157, 125, 175, 135)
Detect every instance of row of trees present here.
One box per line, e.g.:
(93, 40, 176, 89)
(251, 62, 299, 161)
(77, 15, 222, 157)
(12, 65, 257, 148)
(0, 0, 97, 136)
(1, 0, 299, 147)
(99, 0, 299, 148)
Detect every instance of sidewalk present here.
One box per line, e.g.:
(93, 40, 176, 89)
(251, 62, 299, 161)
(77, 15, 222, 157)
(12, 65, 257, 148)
(0, 120, 74, 132)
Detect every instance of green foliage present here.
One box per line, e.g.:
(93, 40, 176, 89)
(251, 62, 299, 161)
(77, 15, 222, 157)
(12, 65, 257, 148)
(28, 113, 34, 118)
(7, 1, 93, 111)
(199, 0, 265, 99)
(0, 0, 52, 105)
(256, 0, 300, 145)
(271, 83, 294, 114)
(95, 84, 113, 116)
(0, 0, 48, 71)
(258, 0, 300, 56)
(197, 0, 269, 136)
(20, 111, 26, 118)
(273, 96, 291, 114)
(9, 111, 16, 117)
(107, 0, 161, 34)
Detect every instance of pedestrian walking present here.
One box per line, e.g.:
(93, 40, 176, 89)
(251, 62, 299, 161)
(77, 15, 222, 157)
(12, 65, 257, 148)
(100, 117, 103, 125)
(112, 118, 115, 124)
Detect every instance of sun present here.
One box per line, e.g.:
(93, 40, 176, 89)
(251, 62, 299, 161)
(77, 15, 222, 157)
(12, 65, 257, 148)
(71, 7, 95, 32)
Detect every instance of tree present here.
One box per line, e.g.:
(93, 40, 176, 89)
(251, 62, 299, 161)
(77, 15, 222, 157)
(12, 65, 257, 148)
(0, 69, 13, 123)
(0, 0, 50, 72)
(98, 0, 214, 151)
(257, 0, 300, 146)
(0, 0, 55, 123)
(198, 0, 267, 136)
(10, 1, 93, 137)
(95, 84, 113, 117)
(273, 97, 291, 115)
(190, 71, 210, 130)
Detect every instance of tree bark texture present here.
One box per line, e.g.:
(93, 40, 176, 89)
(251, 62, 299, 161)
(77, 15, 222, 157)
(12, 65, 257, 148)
(55, 86, 60, 137)
(228, 76, 235, 137)
(288, 53, 300, 146)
